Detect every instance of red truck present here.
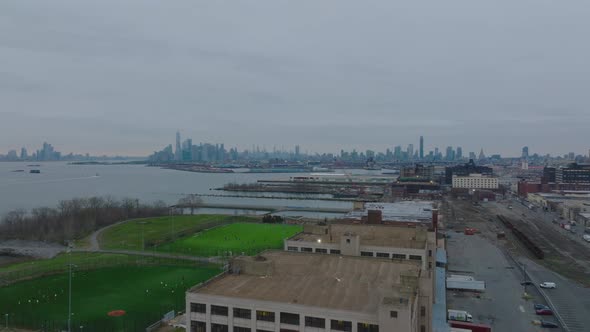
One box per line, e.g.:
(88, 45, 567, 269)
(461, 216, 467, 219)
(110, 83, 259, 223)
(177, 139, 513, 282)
(449, 321, 492, 332)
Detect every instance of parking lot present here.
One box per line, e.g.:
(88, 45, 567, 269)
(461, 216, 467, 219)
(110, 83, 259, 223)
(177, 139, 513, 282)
(446, 232, 562, 332)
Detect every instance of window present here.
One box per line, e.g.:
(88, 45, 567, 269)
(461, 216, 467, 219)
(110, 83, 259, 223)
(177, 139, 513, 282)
(256, 310, 275, 322)
(234, 308, 251, 319)
(409, 255, 422, 261)
(211, 305, 228, 316)
(330, 249, 341, 254)
(391, 254, 406, 259)
(331, 320, 352, 332)
(212, 324, 229, 332)
(421, 325, 426, 332)
(376, 252, 389, 258)
(280, 312, 300, 325)
(357, 323, 379, 332)
(420, 306, 426, 317)
(287, 246, 298, 252)
(301, 247, 313, 252)
(428, 250, 432, 257)
(191, 321, 206, 332)
(315, 248, 327, 254)
(305, 316, 325, 328)
(390, 311, 398, 318)
(257, 330, 273, 332)
(191, 303, 206, 313)
(360, 251, 374, 257)
(428, 262, 432, 269)
(346, 239, 351, 244)
(234, 328, 251, 332)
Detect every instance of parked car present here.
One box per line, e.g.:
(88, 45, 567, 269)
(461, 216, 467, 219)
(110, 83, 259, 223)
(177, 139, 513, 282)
(521, 281, 533, 286)
(534, 304, 550, 310)
(540, 282, 556, 289)
(540, 321, 559, 328)
(536, 308, 554, 315)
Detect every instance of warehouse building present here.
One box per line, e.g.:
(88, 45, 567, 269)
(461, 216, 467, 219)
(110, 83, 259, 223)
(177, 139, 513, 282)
(283, 223, 436, 270)
(451, 174, 498, 190)
(186, 251, 432, 332)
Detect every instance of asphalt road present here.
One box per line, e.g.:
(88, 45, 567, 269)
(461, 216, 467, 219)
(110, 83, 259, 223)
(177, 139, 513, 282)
(519, 256, 590, 332)
(446, 232, 561, 332)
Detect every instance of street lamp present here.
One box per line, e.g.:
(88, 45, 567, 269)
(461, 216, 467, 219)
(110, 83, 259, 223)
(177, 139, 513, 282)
(5, 313, 8, 329)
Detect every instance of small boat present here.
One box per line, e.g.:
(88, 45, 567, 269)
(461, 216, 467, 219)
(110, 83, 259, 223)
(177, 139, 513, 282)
(30, 169, 41, 174)
(11, 169, 25, 172)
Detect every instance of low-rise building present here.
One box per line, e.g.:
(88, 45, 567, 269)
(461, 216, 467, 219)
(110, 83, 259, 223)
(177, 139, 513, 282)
(452, 174, 498, 190)
(186, 251, 431, 332)
(284, 223, 435, 270)
(345, 201, 435, 225)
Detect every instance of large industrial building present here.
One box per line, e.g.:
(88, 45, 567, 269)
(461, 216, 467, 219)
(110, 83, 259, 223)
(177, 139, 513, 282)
(345, 201, 435, 225)
(186, 251, 433, 332)
(451, 174, 498, 190)
(284, 223, 436, 270)
(444, 160, 492, 185)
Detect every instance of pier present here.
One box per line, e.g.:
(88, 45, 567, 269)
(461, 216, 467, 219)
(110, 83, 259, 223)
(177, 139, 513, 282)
(172, 203, 351, 214)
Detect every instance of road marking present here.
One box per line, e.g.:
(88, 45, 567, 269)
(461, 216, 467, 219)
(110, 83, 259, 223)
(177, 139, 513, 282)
(519, 305, 525, 313)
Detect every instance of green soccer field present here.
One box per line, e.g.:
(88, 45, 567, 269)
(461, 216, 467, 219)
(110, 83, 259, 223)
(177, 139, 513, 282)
(99, 214, 259, 251)
(156, 222, 303, 256)
(0, 265, 220, 331)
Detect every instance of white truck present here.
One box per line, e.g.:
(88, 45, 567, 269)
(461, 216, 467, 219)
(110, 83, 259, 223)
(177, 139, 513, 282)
(448, 310, 473, 322)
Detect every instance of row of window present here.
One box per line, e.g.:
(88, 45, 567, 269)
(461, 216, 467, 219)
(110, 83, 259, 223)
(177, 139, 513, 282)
(191, 320, 378, 332)
(287, 246, 422, 261)
(190, 305, 378, 332)
(361, 251, 422, 261)
(287, 246, 341, 255)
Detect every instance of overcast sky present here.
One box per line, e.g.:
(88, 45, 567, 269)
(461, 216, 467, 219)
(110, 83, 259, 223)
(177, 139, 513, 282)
(1, 0, 589, 157)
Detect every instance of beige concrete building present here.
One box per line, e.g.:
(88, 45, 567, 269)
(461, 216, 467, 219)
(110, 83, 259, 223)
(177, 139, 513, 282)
(452, 174, 498, 190)
(284, 224, 435, 271)
(187, 251, 432, 332)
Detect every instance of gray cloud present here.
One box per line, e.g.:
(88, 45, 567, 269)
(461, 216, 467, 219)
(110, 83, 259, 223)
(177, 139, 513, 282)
(1, 0, 589, 156)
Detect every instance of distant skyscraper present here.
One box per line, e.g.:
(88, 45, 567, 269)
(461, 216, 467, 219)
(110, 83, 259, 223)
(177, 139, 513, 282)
(407, 144, 414, 160)
(469, 152, 476, 160)
(456, 147, 463, 160)
(20, 147, 27, 160)
(522, 146, 529, 159)
(295, 145, 300, 157)
(419, 136, 424, 159)
(445, 146, 454, 161)
(175, 131, 181, 161)
(478, 148, 485, 160)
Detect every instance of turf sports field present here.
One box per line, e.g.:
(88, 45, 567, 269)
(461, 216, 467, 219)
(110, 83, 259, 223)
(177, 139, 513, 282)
(100, 214, 258, 251)
(156, 222, 302, 256)
(0, 265, 220, 331)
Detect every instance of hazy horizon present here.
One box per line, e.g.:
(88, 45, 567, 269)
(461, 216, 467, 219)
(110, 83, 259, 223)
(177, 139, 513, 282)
(2, 0, 589, 156)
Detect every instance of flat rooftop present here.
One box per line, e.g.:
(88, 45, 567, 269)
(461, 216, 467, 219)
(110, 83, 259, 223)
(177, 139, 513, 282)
(345, 201, 433, 222)
(290, 224, 428, 249)
(192, 251, 421, 314)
